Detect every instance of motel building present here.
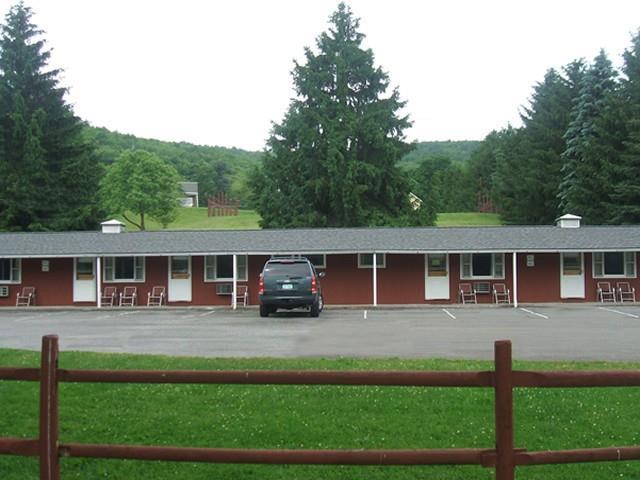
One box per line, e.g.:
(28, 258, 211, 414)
(0, 214, 639, 308)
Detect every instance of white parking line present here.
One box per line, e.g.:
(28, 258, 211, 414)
(519, 308, 549, 319)
(442, 308, 456, 320)
(598, 307, 639, 319)
(198, 311, 216, 317)
(364, 310, 367, 319)
(117, 311, 139, 317)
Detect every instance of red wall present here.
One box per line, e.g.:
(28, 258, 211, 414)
(2, 252, 639, 306)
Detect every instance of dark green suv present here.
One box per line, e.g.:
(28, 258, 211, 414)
(258, 258, 325, 317)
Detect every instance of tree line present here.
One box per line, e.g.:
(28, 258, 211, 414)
(470, 34, 640, 225)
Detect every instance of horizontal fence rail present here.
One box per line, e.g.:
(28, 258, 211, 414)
(0, 336, 639, 480)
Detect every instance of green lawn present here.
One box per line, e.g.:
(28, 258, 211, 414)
(114, 209, 501, 231)
(1, 349, 638, 479)
(435, 212, 502, 226)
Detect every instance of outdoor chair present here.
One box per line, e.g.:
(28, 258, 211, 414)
(459, 283, 477, 304)
(617, 282, 636, 303)
(16, 287, 36, 307)
(101, 286, 118, 307)
(147, 286, 166, 307)
(493, 283, 511, 304)
(596, 282, 616, 303)
(234, 285, 249, 307)
(119, 286, 137, 307)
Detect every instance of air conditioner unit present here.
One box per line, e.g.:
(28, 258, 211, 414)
(215, 283, 233, 295)
(0, 286, 9, 298)
(474, 282, 491, 294)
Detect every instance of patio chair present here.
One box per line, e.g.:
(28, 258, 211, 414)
(596, 282, 616, 303)
(119, 286, 137, 307)
(459, 283, 477, 304)
(617, 282, 636, 303)
(147, 286, 166, 307)
(101, 286, 118, 307)
(234, 285, 249, 307)
(16, 287, 36, 307)
(493, 283, 511, 304)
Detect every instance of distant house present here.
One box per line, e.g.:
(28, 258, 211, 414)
(408, 192, 423, 210)
(179, 182, 199, 208)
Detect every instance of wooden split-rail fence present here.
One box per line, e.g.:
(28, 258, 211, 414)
(1, 335, 640, 479)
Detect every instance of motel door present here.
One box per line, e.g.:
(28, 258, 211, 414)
(425, 254, 450, 300)
(560, 252, 585, 299)
(73, 257, 96, 302)
(168, 256, 192, 302)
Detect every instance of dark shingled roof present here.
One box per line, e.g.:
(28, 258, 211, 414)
(0, 225, 638, 258)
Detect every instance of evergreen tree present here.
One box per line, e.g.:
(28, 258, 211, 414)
(611, 30, 640, 223)
(559, 50, 618, 223)
(250, 3, 433, 228)
(0, 2, 102, 231)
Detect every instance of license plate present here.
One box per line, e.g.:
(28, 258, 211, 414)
(281, 283, 294, 290)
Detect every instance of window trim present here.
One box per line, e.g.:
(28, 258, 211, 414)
(204, 255, 248, 282)
(103, 256, 145, 283)
(592, 252, 637, 279)
(460, 253, 505, 280)
(358, 253, 386, 269)
(0, 258, 21, 284)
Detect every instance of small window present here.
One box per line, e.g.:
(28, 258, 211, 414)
(205, 255, 248, 281)
(562, 253, 582, 276)
(104, 257, 145, 282)
(461, 253, 505, 279)
(171, 256, 190, 279)
(75, 258, 94, 280)
(0, 258, 20, 284)
(593, 252, 636, 278)
(358, 253, 386, 269)
(427, 254, 447, 277)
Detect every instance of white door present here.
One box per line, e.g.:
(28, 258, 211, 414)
(73, 257, 96, 302)
(425, 254, 450, 300)
(560, 252, 585, 298)
(168, 256, 192, 302)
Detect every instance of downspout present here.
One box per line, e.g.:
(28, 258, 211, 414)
(512, 252, 518, 308)
(232, 254, 237, 310)
(96, 257, 102, 309)
(373, 253, 378, 307)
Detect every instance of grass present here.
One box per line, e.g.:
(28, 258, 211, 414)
(114, 209, 502, 231)
(1, 349, 639, 479)
(435, 212, 502, 226)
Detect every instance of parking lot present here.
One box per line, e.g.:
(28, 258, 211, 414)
(0, 304, 639, 361)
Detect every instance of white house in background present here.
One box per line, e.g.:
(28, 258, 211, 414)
(178, 182, 199, 208)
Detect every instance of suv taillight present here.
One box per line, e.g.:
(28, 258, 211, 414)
(259, 277, 264, 295)
(311, 276, 317, 294)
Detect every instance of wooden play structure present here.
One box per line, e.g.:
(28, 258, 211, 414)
(207, 192, 240, 217)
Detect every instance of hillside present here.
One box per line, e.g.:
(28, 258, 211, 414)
(399, 140, 482, 168)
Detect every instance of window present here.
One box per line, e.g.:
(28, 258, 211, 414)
(171, 256, 190, 279)
(205, 255, 248, 281)
(0, 258, 20, 284)
(358, 253, 386, 268)
(461, 253, 504, 279)
(75, 258, 94, 280)
(562, 253, 582, 275)
(103, 257, 144, 282)
(427, 254, 447, 277)
(593, 252, 636, 278)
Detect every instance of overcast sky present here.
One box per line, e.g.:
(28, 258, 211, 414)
(3, 0, 640, 151)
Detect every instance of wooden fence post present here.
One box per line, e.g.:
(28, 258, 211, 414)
(494, 340, 515, 480)
(39, 335, 60, 480)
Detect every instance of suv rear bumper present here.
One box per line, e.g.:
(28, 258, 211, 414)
(260, 293, 317, 309)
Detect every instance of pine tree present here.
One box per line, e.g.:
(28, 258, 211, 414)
(250, 3, 433, 228)
(0, 2, 103, 231)
(611, 30, 640, 223)
(559, 50, 618, 223)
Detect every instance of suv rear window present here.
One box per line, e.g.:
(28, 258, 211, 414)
(264, 262, 312, 277)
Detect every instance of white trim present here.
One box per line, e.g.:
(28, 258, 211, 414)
(96, 257, 102, 308)
(204, 255, 248, 282)
(0, 258, 21, 284)
(592, 251, 637, 279)
(102, 256, 146, 283)
(358, 253, 386, 269)
(232, 254, 237, 310)
(512, 252, 518, 308)
(372, 253, 378, 306)
(460, 253, 505, 280)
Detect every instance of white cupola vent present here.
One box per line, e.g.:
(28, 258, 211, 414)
(556, 214, 582, 229)
(101, 219, 125, 234)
